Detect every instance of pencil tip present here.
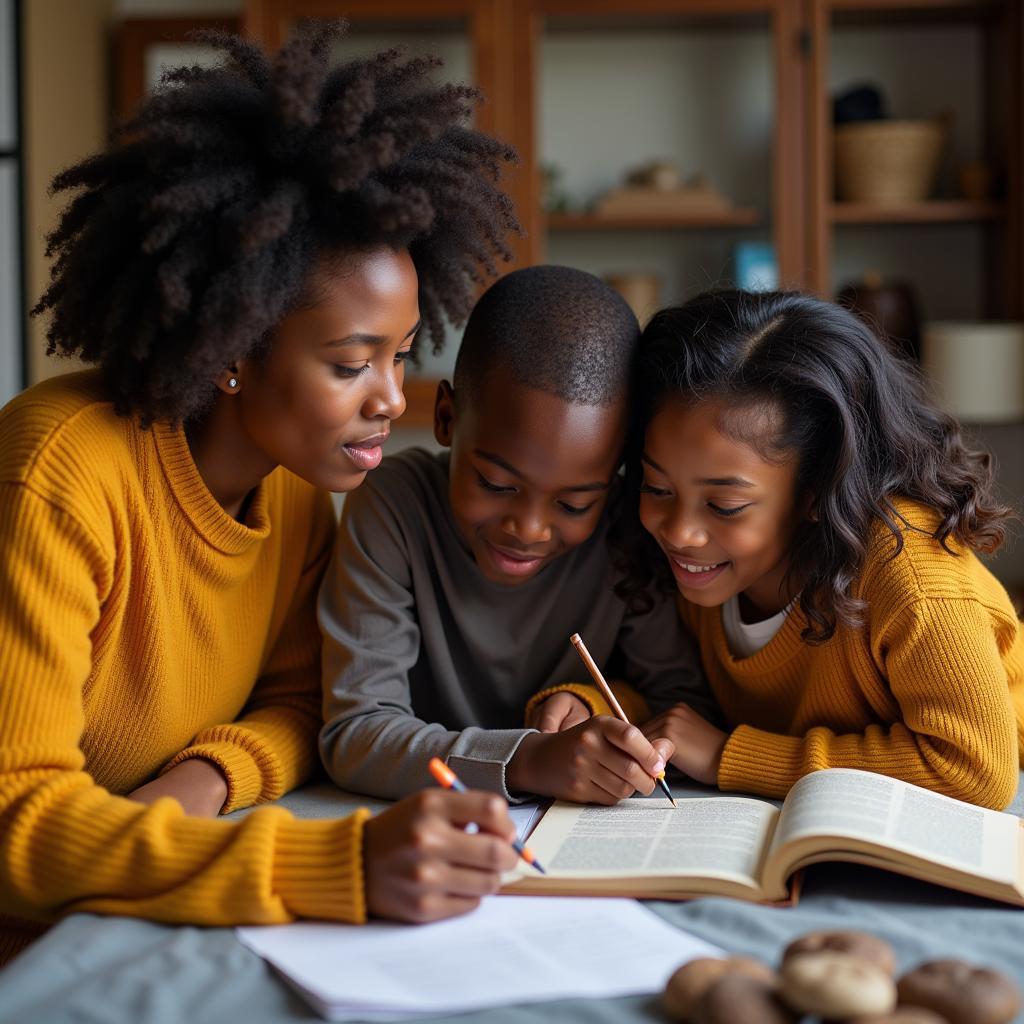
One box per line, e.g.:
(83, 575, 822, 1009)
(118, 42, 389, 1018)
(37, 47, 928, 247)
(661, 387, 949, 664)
(657, 777, 676, 807)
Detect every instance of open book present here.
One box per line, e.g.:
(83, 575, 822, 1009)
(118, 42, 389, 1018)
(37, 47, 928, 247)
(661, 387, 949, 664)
(502, 768, 1024, 906)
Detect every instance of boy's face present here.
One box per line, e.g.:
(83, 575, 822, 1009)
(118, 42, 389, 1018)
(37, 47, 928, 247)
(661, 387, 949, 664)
(639, 398, 805, 619)
(435, 377, 626, 586)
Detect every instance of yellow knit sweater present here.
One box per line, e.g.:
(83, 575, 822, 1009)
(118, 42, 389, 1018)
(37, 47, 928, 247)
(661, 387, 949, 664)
(0, 372, 368, 965)
(680, 501, 1024, 810)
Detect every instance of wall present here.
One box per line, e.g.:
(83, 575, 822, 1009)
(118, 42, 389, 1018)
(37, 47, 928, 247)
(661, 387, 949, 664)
(0, 0, 21, 404)
(23, 0, 112, 384)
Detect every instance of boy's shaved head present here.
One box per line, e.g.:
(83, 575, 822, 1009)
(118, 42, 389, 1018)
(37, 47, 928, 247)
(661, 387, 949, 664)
(453, 265, 639, 406)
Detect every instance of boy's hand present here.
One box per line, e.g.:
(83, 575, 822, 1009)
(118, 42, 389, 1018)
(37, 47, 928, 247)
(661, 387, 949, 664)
(640, 704, 728, 786)
(363, 789, 518, 923)
(508, 716, 674, 804)
(525, 692, 592, 732)
(128, 758, 229, 817)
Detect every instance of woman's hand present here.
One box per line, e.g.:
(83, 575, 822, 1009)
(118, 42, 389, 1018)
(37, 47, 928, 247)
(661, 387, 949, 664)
(640, 704, 728, 786)
(525, 692, 592, 732)
(507, 717, 674, 804)
(362, 789, 519, 923)
(128, 758, 229, 817)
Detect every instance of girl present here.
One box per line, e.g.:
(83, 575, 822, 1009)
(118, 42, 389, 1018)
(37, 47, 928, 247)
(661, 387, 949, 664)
(622, 289, 1023, 809)
(0, 24, 519, 964)
(536, 288, 1024, 806)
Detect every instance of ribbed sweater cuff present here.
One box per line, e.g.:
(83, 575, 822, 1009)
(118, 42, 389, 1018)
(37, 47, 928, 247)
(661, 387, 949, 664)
(525, 682, 649, 725)
(718, 726, 806, 797)
(163, 741, 265, 813)
(525, 682, 614, 721)
(274, 810, 371, 924)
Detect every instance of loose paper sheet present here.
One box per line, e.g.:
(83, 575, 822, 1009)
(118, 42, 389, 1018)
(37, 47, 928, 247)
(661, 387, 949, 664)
(237, 896, 722, 1022)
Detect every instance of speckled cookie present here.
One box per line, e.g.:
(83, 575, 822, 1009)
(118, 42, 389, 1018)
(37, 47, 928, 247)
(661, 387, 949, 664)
(897, 959, 1021, 1024)
(779, 950, 897, 1018)
(663, 956, 776, 1021)
(692, 973, 797, 1024)
(782, 929, 896, 976)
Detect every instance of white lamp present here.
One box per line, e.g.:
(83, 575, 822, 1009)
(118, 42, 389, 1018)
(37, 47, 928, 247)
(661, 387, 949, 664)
(921, 322, 1024, 424)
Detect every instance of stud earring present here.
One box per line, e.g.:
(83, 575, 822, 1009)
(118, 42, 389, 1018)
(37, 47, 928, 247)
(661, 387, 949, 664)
(228, 377, 238, 389)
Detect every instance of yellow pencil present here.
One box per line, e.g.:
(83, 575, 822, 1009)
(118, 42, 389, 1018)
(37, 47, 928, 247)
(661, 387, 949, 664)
(569, 632, 677, 807)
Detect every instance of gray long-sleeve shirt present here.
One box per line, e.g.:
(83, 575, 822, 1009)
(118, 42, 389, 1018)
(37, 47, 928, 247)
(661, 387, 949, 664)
(319, 448, 711, 801)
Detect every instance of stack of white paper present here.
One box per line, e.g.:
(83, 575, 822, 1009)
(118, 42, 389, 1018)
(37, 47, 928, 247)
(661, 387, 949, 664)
(237, 896, 721, 1022)
(508, 801, 545, 843)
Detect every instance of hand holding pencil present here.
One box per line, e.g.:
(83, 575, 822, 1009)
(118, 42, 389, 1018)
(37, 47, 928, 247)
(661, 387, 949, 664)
(570, 632, 677, 807)
(429, 758, 546, 874)
(362, 784, 519, 923)
(508, 641, 676, 804)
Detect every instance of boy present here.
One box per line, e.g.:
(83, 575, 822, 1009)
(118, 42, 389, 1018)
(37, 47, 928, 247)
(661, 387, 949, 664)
(319, 266, 711, 804)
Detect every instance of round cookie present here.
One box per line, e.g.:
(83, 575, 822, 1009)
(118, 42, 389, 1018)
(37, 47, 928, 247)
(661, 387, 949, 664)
(779, 950, 897, 1018)
(846, 1010, 949, 1024)
(897, 959, 1021, 1024)
(692, 973, 797, 1024)
(663, 956, 776, 1021)
(783, 929, 896, 976)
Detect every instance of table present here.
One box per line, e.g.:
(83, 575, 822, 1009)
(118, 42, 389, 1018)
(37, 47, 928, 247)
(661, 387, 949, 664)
(2, 777, 1023, 1024)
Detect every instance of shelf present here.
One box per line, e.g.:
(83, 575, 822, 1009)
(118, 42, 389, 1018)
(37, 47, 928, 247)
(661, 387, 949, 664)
(546, 209, 762, 231)
(830, 200, 1005, 225)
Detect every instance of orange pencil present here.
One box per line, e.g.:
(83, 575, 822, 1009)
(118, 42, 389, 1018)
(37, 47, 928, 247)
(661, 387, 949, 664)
(428, 757, 546, 874)
(569, 632, 678, 807)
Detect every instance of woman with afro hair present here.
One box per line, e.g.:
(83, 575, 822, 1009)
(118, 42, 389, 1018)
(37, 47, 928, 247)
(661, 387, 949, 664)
(0, 23, 521, 963)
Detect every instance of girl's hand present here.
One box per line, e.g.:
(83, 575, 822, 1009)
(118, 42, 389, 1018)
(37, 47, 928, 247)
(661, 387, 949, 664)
(640, 704, 728, 786)
(128, 758, 229, 817)
(507, 717, 674, 804)
(363, 789, 518, 923)
(526, 692, 592, 732)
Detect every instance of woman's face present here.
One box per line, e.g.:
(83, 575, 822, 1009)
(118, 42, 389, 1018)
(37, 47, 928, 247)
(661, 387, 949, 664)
(638, 398, 805, 618)
(235, 246, 420, 493)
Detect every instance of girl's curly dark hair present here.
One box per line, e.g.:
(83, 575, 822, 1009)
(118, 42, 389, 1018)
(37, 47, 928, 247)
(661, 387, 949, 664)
(614, 288, 1016, 643)
(32, 21, 519, 423)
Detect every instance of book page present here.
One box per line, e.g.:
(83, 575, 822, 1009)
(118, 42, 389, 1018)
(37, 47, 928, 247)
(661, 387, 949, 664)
(526, 796, 780, 885)
(769, 769, 1020, 884)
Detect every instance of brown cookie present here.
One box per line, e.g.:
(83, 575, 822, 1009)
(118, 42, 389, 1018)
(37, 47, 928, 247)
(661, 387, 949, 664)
(783, 929, 896, 976)
(662, 956, 775, 1021)
(897, 959, 1021, 1024)
(692, 973, 797, 1024)
(779, 951, 897, 1019)
(846, 1009, 949, 1024)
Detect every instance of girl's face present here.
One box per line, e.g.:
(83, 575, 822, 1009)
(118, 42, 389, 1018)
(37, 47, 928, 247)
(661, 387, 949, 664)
(237, 246, 419, 493)
(639, 398, 805, 618)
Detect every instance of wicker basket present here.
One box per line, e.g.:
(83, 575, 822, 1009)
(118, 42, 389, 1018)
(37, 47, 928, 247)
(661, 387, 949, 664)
(834, 120, 945, 203)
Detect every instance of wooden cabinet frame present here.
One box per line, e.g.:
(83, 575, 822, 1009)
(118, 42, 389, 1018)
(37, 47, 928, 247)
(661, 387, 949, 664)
(117, 2, 1022, 420)
(514, 0, 807, 285)
(804, 0, 1023, 316)
(114, 16, 241, 126)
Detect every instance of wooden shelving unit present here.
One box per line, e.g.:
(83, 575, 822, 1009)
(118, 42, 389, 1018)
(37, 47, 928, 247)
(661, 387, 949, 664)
(806, 0, 1022, 317)
(122, 0, 1020, 420)
(830, 200, 1006, 224)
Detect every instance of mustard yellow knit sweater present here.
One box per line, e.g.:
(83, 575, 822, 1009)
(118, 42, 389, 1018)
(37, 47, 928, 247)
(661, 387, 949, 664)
(0, 372, 368, 965)
(680, 501, 1024, 810)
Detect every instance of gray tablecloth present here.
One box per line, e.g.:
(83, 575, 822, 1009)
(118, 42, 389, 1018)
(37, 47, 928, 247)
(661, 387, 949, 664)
(2, 776, 1023, 1024)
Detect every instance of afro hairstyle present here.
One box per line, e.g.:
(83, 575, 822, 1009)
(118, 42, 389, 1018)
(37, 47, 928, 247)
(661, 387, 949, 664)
(33, 20, 519, 424)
